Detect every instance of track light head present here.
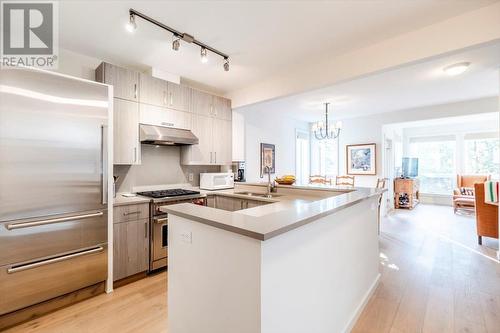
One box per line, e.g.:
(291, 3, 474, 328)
(172, 36, 181, 51)
(223, 58, 229, 72)
(200, 47, 208, 63)
(125, 14, 137, 33)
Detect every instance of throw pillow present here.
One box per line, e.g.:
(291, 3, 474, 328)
(460, 187, 474, 196)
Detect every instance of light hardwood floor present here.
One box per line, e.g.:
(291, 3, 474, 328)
(4, 204, 500, 333)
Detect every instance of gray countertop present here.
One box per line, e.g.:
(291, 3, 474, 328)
(162, 184, 386, 241)
(113, 193, 151, 206)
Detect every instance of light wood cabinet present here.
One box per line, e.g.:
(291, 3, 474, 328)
(96, 62, 139, 102)
(207, 195, 269, 211)
(139, 104, 191, 130)
(192, 89, 213, 117)
(168, 82, 191, 112)
(181, 115, 231, 165)
(139, 74, 168, 107)
(113, 99, 140, 165)
(394, 178, 420, 209)
(192, 90, 231, 120)
(138, 75, 191, 112)
(113, 202, 150, 281)
(113, 218, 149, 281)
(213, 96, 232, 120)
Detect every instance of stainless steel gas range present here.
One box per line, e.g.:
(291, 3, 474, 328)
(136, 189, 206, 271)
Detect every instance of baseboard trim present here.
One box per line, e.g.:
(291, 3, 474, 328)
(343, 273, 381, 333)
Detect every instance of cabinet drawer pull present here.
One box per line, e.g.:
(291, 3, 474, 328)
(123, 211, 141, 216)
(161, 122, 174, 127)
(134, 83, 138, 99)
(154, 217, 168, 224)
(7, 246, 104, 274)
(6, 212, 104, 230)
(169, 92, 173, 106)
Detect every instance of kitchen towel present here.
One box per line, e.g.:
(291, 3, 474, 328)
(484, 181, 499, 204)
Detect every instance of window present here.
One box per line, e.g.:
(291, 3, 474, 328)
(295, 130, 310, 185)
(310, 136, 338, 179)
(409, 136, 456, 195)
(464, 133, 499, 176)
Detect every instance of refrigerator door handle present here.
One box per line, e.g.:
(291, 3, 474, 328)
(101, 125, 108, 205)
(5, 211, 104, 230)
(7, 246, 104, 274)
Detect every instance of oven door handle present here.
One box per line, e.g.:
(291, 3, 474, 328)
(154, 217, 168, 224)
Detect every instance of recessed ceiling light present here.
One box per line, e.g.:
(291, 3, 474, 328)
(443, 62, 470, 76)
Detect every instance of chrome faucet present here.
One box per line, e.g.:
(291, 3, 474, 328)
(264, 166, 275, 198)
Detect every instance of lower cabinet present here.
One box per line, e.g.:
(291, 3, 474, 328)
(113, 211, 149, 281)
(207, 195, 269, 211)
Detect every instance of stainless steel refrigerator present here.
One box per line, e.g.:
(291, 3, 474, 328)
(0, 67, 111, 315)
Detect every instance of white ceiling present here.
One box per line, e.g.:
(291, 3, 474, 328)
(59, 0, 498, 94)
(238, 42, 500, 122)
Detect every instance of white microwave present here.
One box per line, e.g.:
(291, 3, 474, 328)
(200, 172, 234, 190)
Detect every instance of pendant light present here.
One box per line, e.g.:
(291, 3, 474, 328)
(313, 102, 342, 140)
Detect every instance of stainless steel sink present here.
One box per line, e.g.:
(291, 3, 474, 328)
(234, 191, 282, 198)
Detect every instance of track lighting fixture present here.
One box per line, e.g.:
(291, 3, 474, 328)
(125, 14, 137, 33)
(126, 9, 230, 71)
(200, 47, 208, 63)
(172, 36, 181, 51)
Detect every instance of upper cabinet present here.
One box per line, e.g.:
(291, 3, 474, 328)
(181, 115, 232, 166)
(192, 89, 213, 117)
(168, 82, 191, 112)
(139, 74, 168, 107)
(113, 99, 140, 165)
(213, 96, 232, 120)
(192, 89, 231, 121)
(139, 104, 191, 130)
(95, 62, 233, 166)
(96, 62, 139, 102)
(139, 74, 191, 112)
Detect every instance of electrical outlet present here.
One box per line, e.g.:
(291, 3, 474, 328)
(188, 173, 194, 182)
(180, 231, 192, 244)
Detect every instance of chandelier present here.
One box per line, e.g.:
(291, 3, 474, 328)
(313, 102, 342, 140)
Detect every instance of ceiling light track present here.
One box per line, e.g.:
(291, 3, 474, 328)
(128, 9, 229, 70)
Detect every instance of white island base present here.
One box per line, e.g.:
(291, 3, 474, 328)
(167, 195, 380, 333)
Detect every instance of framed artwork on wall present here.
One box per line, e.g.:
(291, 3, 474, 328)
(346, 143, 376, 175)
(260, 143, 275, 177)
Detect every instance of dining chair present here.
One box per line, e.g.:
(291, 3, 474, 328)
(335, 175, 355, 187)
(376, 178, 387, 235)
(309, 175, 331, 185)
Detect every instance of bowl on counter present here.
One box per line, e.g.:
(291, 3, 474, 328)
(275, 176, 296, 185)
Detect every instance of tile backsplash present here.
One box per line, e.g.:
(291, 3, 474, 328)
(113, 144, 220, 193)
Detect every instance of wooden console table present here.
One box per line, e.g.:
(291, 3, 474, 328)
(394, 178, 419, 209)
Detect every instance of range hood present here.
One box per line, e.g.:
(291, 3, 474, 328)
(139, 124, 199, 146)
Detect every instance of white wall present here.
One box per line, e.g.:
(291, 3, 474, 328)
(337, 97, 499, 187)
(238, 107, 309, 182)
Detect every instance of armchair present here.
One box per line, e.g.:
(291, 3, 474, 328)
(473, 183, 499, 245)
(453, 175, 490, 213)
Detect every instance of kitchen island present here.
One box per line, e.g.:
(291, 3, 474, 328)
(163, 183, 384, 333)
